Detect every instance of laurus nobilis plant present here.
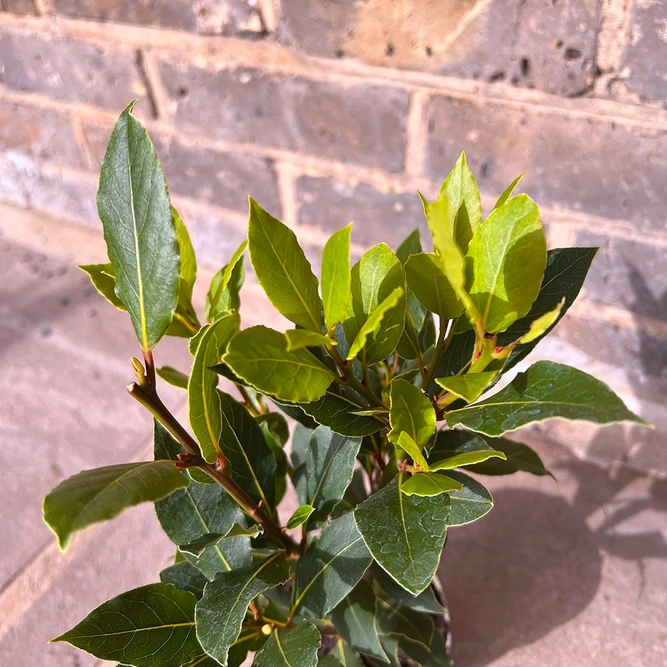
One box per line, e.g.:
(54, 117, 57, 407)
(44, 102, 648, 667)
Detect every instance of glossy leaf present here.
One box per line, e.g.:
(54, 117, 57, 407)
(354, 476, 450, 595)
(429, 449, 507, 471)
(330, 580, 388, 662)
(180, 524, 263, 557)
(97, 101, 179, 350)
(400, 472, 462, 497)
(286, 505, 315, 530)
(446, 361, 649, 436)
(395, 228, 422, 265)
(426, 330, 476, 394)
(396, 432, 429, 471)
(296, 391, 385, 437)
(347, 287, 404, 360)
(492, 172, 525, 210)
(254, 622, 321, 667)
(466, 194, 547, 333)
(44, 460, 188, 549)
(248, 198, 323, 332)
(286, 329, 336, 351)
(295, 426, 362, 526)
(196, 552, 290, 665)
(435, 371, 498, 403)
(160, 561, 209, 598)
(445, 470, 494, 526)
(53, 583, 201, 667)
(189, 314, 240, 463)
(292, 512, 372, 617)
(322, 223, 352, 328)
(405, 253, 463, 320)
(79, 263, 126, 310)
(469, 437, 553, 477)
(388, 379, 436, 450)
(344, 244, 406, 364)
(206, 241, 247, 322)
(157, 365, 189, 389)
(371, 565, 444, 615)
(224, 326, 335, 403)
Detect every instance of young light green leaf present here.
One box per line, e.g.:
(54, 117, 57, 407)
(173, 207, 197, 299)
(292, 511, 372, 617)
(435, 371, 498, 403)
(97, 101, 179, 350)
(388, 379, 436, 451)
(404, 253, 463, 320)
(395, 228, 422, 265)
(371, 565, 445, 615)
(322, 223, 352, 328)
(396, 432, 430, 471)
(354, 475, 450, 595)
(446, 360, 650, 436)
(224, 326, 335, 403)
(54, 584, 201, 666)
(43, 460, 188, 549)
(294, 426, 362, 526)
(157, 365, 189, 389)
(492, 172, 525, 210)
(189, 314, 240, 463)
(400, 472, 462, 497)
(515, 298, 564, 344)
(205, 241, 247, 322)
(254, 622, 321, 667)
(429, 449, 507, 471)
(329, 580, 388, 663)
(347, 287, 404, 360)
(466, 194, 547, 333)
(248, 198, 323, 332)
(79, 263, 126, 310)
(180, 524, 264, 557)
(195, 552, 290, 665)
(445, 470, 494, 526)
(286, 329, 336, 351)
(286, 505, 315, 530)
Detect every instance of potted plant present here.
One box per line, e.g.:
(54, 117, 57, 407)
(43, 102, 648, 667)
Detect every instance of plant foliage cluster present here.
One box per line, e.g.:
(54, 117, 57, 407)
(44, 102, 647, 667)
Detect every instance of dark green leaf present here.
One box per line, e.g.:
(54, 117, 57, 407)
(400, 472, 462, 497)
(254, 622, 321, 667)
(388, 379, 436, 450)
(327, 640, 366, 667)
(180, 523, 263, 556)
(257, 412, 290, 448)
(426, 330, 475, 394)
(195, 552, 290, 665)
(395, 229, 422, 265)
(160, 561, 209, 598)
(298, 391, 385, 437)
(354, 475, 449, 595)
(371, 565, 445, 615)
(206, 241, 247, 322)
(224, 326, 335, 403)
(44, 460, 188, 549)
(445, 470, 494, 526)
(79, 263, 126, 310)
(249, 198, 323, 332)
(405, 253, 463, 320)
(446, 361, 649, 436)
(157, 365, 189, 389)
(53, 583, 201, 666)
(97, 101, 179, 350)
(322, 223, 352, 328)
(292, 512, 372, 617)
(286, 505, 315, 530)
(468, 437, 553, 477)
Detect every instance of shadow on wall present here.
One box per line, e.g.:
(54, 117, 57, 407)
(439, 456, 667, 666)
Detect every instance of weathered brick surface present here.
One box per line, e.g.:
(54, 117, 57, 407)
(424, 94, 667, 233)
(51, 0, 264, 36)
(159, 61, 409, 171)
(296, 175, 426, 250)
(3, 0, 36, 14)
(0, 30, 144, 110)
(0, 102, 84, 168)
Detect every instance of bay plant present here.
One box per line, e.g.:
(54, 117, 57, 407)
(44, 102, 648, 667)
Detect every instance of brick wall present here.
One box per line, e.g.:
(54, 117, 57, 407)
(0, 1, 665, 474)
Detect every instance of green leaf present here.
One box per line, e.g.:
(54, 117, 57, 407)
(173, 207, 197, 299)
(286, 329, 336, 351)
(515, 298, 564, 345)
(388, 379, 436, 451)
(218, 391, 277, 511)
(371, 565, 444, 615)
(395, 229, 422, 265)
(426, 330, 476, 394)
(400, 472, 462, 497)
(445, 470, 494, 526)
(292, 512, 372, 617)
(206, 241, 247, 322)
(254, 622, 321, 667)
(446, 360, 649, 436)
(466, 194, 546, 333)
(404, 252, 463, 320)
(53, 583, 201, 667)
(224, 326, 335, 403)
(97, 101, 179, 350)
(469, 437, 553, 477)
(189, 314, 240, 463)
(43, 460, 188, 550)
(429, 448, 506, 471)
(396, 432, 430, 471)
(492, 172, 525, 210)
(180, 523, 264, 556)
(347, 287, 404, 360)
(160, 561, 209, 598)
(195, 552, 290, 665)
(79, 263, 126, 310)
(344, 244, 406, 364)
(295, 426, 362, 526)
(157, 365, 189, 389)
(435, 371, 498, 403)
(248, 198, 323, 332)
(330, 580, 388, 662)
(322, 223, 352, 328)
(257, 412, 290, 447)
(328, 640, 366, 667)
(354, 475, 450, 595)
(286, 505, 315, 530)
